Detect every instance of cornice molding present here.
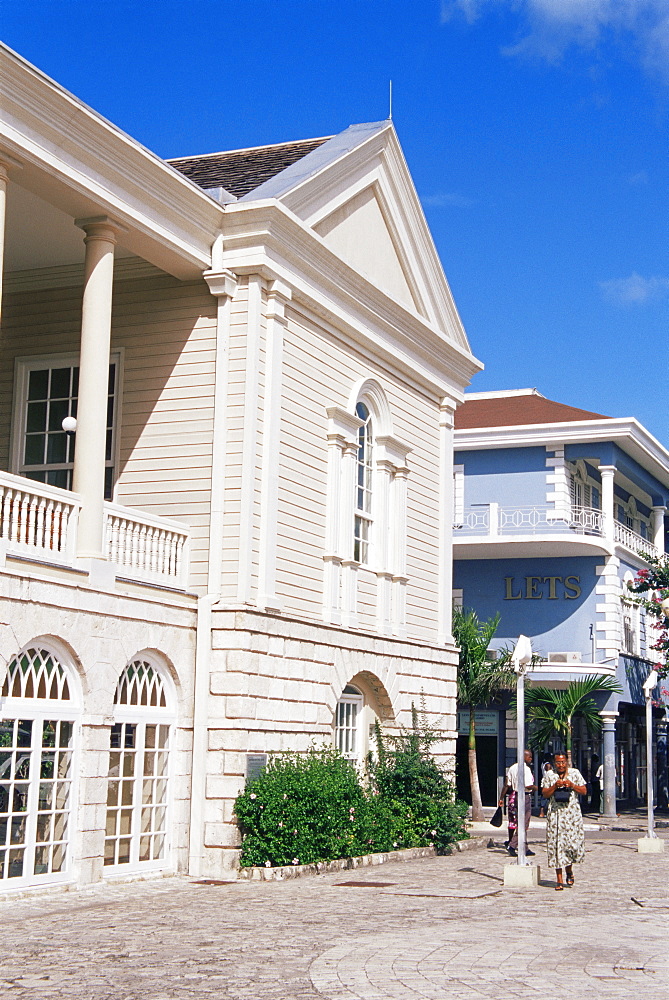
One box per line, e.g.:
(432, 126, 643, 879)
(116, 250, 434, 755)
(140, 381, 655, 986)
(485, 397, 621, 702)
(454, 418, 669, 488)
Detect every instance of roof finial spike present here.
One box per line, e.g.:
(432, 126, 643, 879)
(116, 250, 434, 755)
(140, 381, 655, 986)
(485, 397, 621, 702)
(389, 79, 393, 121)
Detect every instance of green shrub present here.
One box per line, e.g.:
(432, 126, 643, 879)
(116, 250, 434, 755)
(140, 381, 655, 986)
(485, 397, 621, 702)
(234, 710, 468, 868)
(234, 746, 371, 868)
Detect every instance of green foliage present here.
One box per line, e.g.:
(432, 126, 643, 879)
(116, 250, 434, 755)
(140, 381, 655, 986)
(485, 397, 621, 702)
(234, 746, 369, 868)
(627, 554, 669, 680)
(452, 607, 516, 707)
(369, 705, 468, 854)
(234, 712, 468, 868)
(522, 675, 622, 753)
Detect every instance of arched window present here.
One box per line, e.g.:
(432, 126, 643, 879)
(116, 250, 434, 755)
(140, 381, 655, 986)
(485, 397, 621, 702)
(0, 645, 78, 886)
(354, 402, 373, 564)
(104, 656, 175, 872)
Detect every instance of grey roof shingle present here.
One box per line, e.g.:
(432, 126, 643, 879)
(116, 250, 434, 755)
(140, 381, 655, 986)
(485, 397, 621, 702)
(168, 136, 332, 199)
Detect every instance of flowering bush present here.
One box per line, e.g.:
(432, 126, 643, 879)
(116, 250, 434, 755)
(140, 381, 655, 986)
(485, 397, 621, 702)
(627, 555, 669, 680)
(234, 719, 467, 868)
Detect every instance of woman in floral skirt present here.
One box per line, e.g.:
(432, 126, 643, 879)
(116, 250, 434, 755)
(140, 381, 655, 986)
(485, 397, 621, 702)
(542, 752, 587, 890)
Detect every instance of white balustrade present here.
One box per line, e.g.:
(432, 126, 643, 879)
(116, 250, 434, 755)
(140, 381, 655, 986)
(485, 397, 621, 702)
(104, 502, 190, 587)
(0, 472, 80, 561)
(613, 521, 659, 559)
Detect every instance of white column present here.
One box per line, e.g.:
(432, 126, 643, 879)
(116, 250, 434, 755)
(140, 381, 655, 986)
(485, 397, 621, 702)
(600, 710, 619, 818)
(391, 466, 409, 637)
(323, 406, 361, 625)
(652, 506, 666, 553)
(438, 396, 457, 644)
(600, 465, 616, 545)
(0, 161, 9, 328)
(73, 217, 121, 560)
(203, 266, 238, 597)
(258, 278, 290, 612)
(340, 440, 360, 627)
(237, 274, 263, 604)
(373, 457, 393, 632)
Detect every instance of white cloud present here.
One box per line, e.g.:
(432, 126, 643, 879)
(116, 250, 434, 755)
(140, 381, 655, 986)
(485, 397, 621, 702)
(441, 0, 669, 82)
(599, 272, 669, 305)
(628, 170, 649, 186)
(421, 192, 474, 207)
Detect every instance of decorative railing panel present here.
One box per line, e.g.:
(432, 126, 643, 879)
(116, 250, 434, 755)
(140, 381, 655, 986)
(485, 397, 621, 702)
(455, 504, 604, 538)
(104, 503, 190, 588)
(0, 473, 80, 562)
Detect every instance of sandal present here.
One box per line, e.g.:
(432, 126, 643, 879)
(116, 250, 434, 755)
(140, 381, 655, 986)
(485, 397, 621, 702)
(555, 883, 564, 891)
(566, 873, 574, 886)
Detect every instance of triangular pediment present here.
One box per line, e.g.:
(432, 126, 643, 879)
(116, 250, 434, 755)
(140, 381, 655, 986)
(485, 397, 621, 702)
(244, 121, 472, 351)
(314, 185, 417, 312)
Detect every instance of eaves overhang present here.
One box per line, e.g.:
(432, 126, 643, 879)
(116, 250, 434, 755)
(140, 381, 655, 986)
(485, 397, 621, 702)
(0, 43, 225, 279)
(454, 418, 669, 493)
(218, 199, 483, 399)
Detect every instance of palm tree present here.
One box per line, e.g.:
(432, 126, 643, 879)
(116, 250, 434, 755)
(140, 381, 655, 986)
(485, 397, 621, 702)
(452, 607, 515, 822)
(523, 676, 622, 766)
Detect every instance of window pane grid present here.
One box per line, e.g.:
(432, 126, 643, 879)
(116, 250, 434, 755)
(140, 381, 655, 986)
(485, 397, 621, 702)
(21, 363, 116, 500)
(105, 717, 170, 870)
(354, 402, 373, 564)
(0, 714, 74, 882)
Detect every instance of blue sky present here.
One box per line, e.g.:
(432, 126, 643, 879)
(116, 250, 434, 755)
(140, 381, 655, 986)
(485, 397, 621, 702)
(3, 1, 668, 440)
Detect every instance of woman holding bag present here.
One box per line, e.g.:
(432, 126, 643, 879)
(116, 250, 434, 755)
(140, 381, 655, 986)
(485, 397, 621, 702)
(542, 752, 587, 890)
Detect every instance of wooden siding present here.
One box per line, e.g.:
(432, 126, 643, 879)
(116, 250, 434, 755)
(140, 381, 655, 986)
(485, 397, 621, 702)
(278, 306, 442, 641)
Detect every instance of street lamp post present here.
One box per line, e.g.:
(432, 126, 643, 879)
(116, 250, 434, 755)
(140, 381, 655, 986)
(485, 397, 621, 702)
(642, 668, 658, 841)
(512, 634, 533, 867)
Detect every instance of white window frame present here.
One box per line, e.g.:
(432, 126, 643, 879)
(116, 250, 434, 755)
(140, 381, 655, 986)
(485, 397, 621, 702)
(11, 351, 122, 501)
(0, 644, 80, 890)
(354, 401, 374, 566)
(621, 572, 640, 656)
(334, 685, 365, 763)
(104, 655, 176, 876)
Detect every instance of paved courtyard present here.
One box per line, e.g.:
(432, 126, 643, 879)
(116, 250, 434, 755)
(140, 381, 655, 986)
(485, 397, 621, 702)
(2, 830, 668, 999)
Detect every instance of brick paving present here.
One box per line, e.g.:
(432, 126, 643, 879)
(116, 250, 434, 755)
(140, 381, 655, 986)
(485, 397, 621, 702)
(1, 830, 668, 999)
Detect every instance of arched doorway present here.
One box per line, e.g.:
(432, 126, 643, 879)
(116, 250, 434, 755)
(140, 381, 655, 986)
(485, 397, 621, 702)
(0, 644, 79, 886)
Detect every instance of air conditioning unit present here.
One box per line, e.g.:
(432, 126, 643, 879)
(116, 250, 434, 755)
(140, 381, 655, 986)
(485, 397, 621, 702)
(548, 651, 582, 663)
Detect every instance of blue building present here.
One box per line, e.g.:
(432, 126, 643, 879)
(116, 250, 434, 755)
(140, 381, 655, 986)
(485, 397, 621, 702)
(453, 389, 669, 814)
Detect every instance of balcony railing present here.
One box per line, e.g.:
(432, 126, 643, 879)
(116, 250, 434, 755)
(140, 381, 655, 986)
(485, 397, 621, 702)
(104, 503, 190, 588)
(454, 503, 660, 557)
(0, 472, 190, 588)
(454, 504, 605, 538)
(0, 473, 80, 563)
(613, 521, 659, 559)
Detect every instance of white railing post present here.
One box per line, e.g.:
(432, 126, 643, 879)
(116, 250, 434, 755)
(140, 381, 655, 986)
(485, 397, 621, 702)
(488, 502, 499, 537)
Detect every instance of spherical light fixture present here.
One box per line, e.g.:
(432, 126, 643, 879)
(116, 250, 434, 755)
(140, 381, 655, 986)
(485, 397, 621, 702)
(61, 416, 77, 433)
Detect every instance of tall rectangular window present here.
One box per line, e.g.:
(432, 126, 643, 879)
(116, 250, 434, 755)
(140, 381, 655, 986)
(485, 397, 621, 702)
(14, 355, 118, 500)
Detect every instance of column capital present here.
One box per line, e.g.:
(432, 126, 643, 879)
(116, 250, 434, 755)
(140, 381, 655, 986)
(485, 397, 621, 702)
(204, 268, 238, 300)
(75, 215, 126, 241)
(598, 464, 616, 476)
(600, 710, 619, 723)
(0, 158, 21, 185)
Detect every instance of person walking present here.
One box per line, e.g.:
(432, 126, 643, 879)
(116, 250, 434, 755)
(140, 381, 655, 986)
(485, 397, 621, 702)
(542, 752, 587, 890)
(499, 749, 537, 857)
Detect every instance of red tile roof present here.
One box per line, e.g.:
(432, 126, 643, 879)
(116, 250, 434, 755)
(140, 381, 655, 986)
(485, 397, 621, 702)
(454, 395, 609, 429)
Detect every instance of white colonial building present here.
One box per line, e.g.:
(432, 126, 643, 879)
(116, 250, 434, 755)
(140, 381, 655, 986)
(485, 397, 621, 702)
(0, 44, 481, 889)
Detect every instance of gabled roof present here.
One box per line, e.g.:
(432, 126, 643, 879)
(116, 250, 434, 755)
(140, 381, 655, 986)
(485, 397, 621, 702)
(168, 136, 331, 198)
(455, 390, 609, 429)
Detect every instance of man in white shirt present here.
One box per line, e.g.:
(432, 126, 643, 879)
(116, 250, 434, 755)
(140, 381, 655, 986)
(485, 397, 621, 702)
(498, 749, 537, 857)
